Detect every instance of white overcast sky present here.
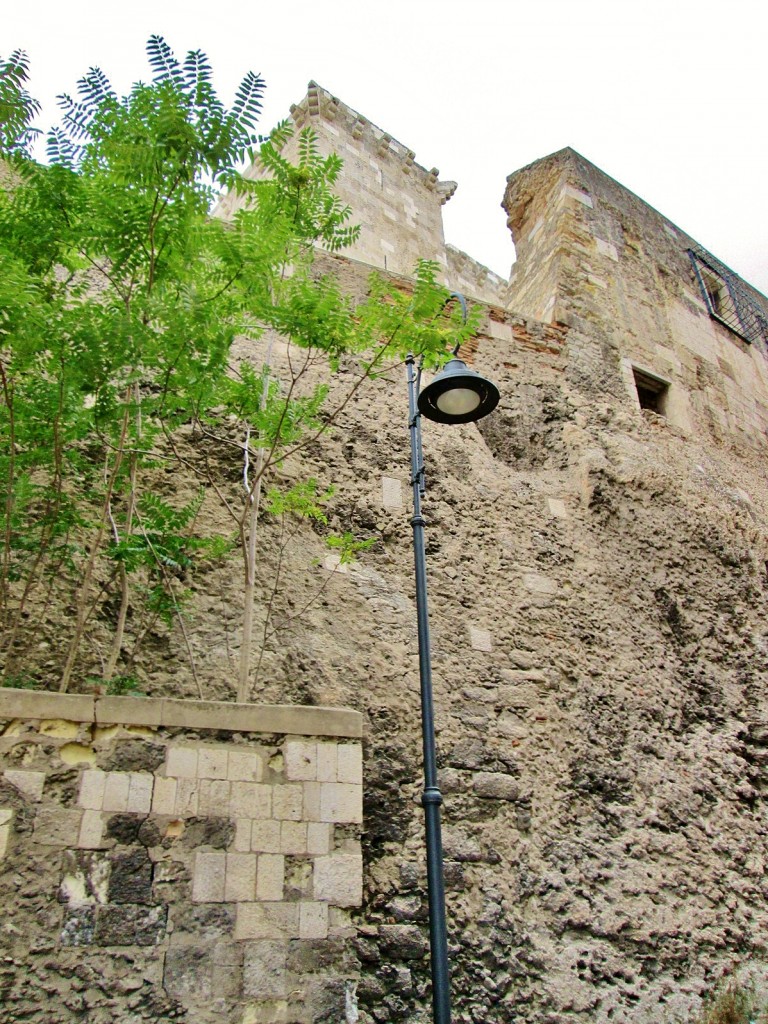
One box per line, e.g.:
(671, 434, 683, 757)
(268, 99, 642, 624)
(6, 0, 768, 294)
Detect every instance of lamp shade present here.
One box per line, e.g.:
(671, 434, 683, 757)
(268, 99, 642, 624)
(418, 358, 500, 425)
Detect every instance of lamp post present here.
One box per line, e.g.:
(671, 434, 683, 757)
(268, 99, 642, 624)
(406, 296, 500, 1024)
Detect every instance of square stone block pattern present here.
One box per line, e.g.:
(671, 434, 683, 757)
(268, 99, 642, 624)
(283, 740, 317, 781)
(193, 851, 226, 903)
(228, 749, 263, 782)
(319, 783, 362, 824)
(234, 902, 299, 941)
(198, 747, 229, 780)
(4, 770, 45, 801)
(336, 744, 362, 785)
(313, 854, 363, 907)
(166, 746, 198, 779)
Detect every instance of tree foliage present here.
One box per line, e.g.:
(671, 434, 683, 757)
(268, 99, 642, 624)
(0, 38, 481, 699)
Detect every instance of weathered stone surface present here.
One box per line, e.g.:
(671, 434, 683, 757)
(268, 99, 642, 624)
(94, 903, 167, 946)
(108, 849, 154, 905)
(472, 771, 521, 801)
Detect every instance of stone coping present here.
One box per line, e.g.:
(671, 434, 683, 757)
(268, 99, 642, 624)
(0, 690, 362, 739)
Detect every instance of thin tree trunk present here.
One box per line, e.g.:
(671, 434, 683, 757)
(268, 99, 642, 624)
(59, 403, 130, 693)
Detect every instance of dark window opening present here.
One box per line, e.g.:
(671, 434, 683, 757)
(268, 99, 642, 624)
(632, 367, 669, 415)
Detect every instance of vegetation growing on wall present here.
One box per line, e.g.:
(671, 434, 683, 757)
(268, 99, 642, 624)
(0, 40, 480, 700)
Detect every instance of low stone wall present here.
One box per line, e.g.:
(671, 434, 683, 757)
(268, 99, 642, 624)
(0, 690, 364, 1024)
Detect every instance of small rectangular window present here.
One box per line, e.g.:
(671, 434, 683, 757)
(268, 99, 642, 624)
(632, 366, 669, 415)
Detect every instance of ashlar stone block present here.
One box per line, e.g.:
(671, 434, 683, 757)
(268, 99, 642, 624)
(299, 901, 329, 939)
(271, 785, 302, 821)
(152, 776, 177, 815)
(198, 747, 229, 780)
(279, 821, 307, 855)
(78, 809, 104, 849)
(234, 902, 299, 941)
(193, 851, 227, 903)
(79, 769, 107, 810)
(225, 853, 257, 902)
(198, 779, 232, 816)
(4, 769, 45, 801)
(316, 743, 337, 783)
(228, 749, 263, 782)
(174, 778, 199, 817)
(256, 854, 284, 901)
(251, 820, 281, 854)
(307, 822, 332, 856)
(231, 782, 271, 819)
(33, 806, 82, 847)
(319, 783, 362, 824)
(127, 772, 154, 814)
(102, 772, 130, 813)
(166, 746, 198, 779)
(313, 854, 363, 907)
(242, 939, 288, 999)
(283, 739, 317, 781)
(336, 744, 362, 785)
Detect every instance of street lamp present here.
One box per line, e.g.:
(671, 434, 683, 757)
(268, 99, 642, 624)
(406, 294, 499, 1024)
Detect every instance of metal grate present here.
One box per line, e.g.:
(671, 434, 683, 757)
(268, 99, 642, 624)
(688, 246, 768, 347)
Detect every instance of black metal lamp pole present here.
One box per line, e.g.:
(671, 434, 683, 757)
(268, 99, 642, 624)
(405, 302, 499, 1024)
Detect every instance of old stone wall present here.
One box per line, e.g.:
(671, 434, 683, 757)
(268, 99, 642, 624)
(215, 83, 506, 307)
(504, 147, 768, 450)
(5, 91, 768, 1023)
(0, 691, 363, 1023)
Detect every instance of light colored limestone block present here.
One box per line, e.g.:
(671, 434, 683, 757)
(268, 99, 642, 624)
(307, 822, 332, 856)
(316, 743, 338, 783)
(198, 747, 229, 780)
(547, 498, 568, 518)
(166, 746, 198, 779)
(381, 476, 403, 509)
(78, 809, 104, 849)
(279, 821, 308, 855)
(283, 739, 317, 781)
(33, 807, 82, 846)
(271, 785, 302, 821)
(193, 851, 226, 903)
(299, 901, 329, 939)
(303, 782, 322, 821)
(234, 818, 252, 852)
(336, 744, 363, 785)
(256, 854, 285, 901)
(3, 770, 45, 802)
(0, 809, 13, 859)
(78, 769, 106, 810)
(250, 820, 281, 853)
(174, 778, 199, 817)
(224, 853, 257, 902)
(234, 902, 299, 941)
(320, 783, 363, 824)
(469, 627, 493, 653)
(313, 854, 363, 906)
(198, 779, 231, 816)
(151, 776, 177, 815)
(127, 773, 154, 814)
(230, 782, 271, 819)
(242, 940, 288, 1001)
(228, 749, 263, 782)
(102, 772, 130, 813)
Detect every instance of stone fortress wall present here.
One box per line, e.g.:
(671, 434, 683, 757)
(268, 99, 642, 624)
(4, 82, 768, 1024)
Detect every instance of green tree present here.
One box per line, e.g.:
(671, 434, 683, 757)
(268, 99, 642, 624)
(0, 38, 480, 700)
